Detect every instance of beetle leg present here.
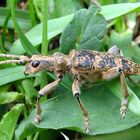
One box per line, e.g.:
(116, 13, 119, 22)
(107, 46, 121, 55)
(108, 46, 124, 56)
(102, 67, 120, 80)
(34, 78, 62, 123)
(102, 67, 129, 118)
(119, 69, 129, 119)
(72, 79, 90, 133)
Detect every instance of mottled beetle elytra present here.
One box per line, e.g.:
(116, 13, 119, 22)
(0, 46, 140, 133)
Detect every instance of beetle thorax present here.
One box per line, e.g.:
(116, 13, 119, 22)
(53, 52, 72, 72)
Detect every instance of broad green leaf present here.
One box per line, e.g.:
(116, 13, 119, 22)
(0, 7, 31, 30)
(60, 5, 107, 53)
(15, 84, 140, 138)
(11, 0, 39, 55)
(16, 69, 140, 139)
(48, 0, 83, 18)
(60, 9, 87, 53)
(0, 104, 24, 140)
(83, 125, 140, 140)
(34, 0, 83, 20)
(0, 92, 24, 104)
(10, 3, 140, 55)
(16, 80, 140, 139)
(78, 6, 107, 50)
(50, 0, 83, 18)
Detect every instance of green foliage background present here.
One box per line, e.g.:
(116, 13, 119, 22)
(0, 0, 140, 140)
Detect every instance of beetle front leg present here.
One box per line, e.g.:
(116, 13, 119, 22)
(34, 78, 62, 123)
(72, 79, 90, 133)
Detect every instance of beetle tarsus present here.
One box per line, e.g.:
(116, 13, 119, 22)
(120, 71, 129, 119)
(34, 95, 42, 123)
(120, 98, 128, 119)
(76, 96, 90, 133)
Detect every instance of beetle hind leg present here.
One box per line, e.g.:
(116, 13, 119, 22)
(102, 67, 129, 118)
(120, 69, 129, 118)
(107, 45, 124, 56)
(107, 46, 121, 55)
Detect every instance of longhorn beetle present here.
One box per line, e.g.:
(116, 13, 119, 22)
(0, 46, 140, 133)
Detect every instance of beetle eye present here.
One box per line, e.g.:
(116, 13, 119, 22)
(32, 60, 40, 68)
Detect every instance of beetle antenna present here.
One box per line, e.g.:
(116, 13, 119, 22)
(0, 54, 21, 59)
(0, 54, 30, 64)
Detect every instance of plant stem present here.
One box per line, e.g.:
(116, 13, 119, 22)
(41, 0, 48, 55)
(29, 0, 36, 27)
(33, 132, 40, 140)
(41, 0, 48, 88)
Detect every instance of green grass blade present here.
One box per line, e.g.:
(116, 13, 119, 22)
(40, 0, 48, 88)
(0, 36, 6, 53)
(101, 3, 140, 20)
(11, 0, 39, 55)
(0, 66, 33, 86)
(41, 0, 48, 55)
(1, 10, 11, 46)
(10, 14, 74, 54)
(0, 7, 31, 30)
(29, 0, 36, 27)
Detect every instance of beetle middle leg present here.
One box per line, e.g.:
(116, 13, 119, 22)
(72, 78, 90, 133)
(102, 67, 129, 118)
(102, 67, 120, 80)
(34, 77, 62, 123)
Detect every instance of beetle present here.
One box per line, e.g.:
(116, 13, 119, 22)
(0, 46, 140, 133)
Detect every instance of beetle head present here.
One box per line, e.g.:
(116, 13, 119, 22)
(24, 55, 54, 75)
